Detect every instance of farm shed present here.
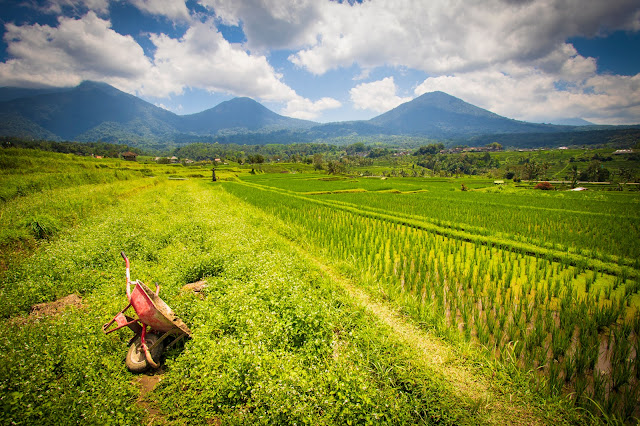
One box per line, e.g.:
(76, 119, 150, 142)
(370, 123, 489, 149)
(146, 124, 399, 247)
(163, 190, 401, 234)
(121, 151, 138, 161)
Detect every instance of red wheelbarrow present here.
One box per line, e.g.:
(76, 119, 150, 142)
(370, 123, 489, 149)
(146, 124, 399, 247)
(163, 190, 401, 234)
(102, 252, 192, 372)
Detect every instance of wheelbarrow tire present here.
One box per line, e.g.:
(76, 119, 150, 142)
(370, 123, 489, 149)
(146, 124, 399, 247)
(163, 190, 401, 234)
(126, 334, 163, 373)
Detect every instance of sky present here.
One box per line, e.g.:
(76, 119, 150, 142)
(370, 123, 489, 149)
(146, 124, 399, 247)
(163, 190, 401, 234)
(0, 0, 639, 125)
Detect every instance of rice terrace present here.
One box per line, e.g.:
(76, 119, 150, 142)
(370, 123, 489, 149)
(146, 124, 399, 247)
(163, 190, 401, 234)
(1, 1, 640, 424)
(1, 140, 639, 425)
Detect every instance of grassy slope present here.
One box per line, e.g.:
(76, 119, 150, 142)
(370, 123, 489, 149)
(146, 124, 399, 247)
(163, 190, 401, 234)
(1, 151, 619, 424)
(1, 176, 560, 425)
(223, 173, 640, 423)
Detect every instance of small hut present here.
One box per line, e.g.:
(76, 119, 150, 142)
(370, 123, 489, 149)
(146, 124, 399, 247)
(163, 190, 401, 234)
(121, 151, 138, 161)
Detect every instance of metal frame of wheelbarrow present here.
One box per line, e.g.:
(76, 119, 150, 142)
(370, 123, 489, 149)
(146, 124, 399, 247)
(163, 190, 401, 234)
(102, 252, 192, 370)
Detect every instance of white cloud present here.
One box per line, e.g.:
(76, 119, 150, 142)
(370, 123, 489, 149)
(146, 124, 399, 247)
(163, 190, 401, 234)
(282, 96, 341, 120)
(0, 12, 152, 90)
(143, 19, 341, 119)
(145, 19, 300, 100)
(129, 0, 191, 22)
(197, 0, 323, 51)
(38, 0, 191, 21)
(350, 77, 411, 113)
(192, 0, 640, 122)
(0, 12, 340, 119)
(414, 63, 640, 125)
(38, 0, 110, 16)
(2, 1, 637, 123)
(286, 0, 640, 76)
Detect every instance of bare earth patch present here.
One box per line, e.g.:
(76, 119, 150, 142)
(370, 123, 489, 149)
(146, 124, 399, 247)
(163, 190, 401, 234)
(135, 372, 166, 426)
(5, 293, 84, 327)
(181, 280, 207, 295)
(30, 294, 83, 317)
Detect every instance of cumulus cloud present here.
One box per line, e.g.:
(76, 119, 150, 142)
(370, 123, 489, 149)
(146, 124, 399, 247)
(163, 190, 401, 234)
(414, 63, 640, 125)
(197, 0, 323, 51)
(1, 1, 637, 123)
(0, 12, 152, 90)
(350, 77, 411, 113)
(145, 19, 299, 99)
(0, 12, 340, 119)
(286, 0, 640, 75)
(143, 19, 340, 118)
(130, 0, 191, 22)
(37, 0, 110, 16)
(282, 96, 342, 120)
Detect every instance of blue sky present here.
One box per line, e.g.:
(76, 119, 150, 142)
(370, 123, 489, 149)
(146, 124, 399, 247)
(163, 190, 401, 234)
(0, 0, 639, 125)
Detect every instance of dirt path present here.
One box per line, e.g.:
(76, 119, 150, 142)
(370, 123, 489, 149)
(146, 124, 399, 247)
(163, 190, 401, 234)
(135, 372, 166, 426)
(299, 249, 548, 425)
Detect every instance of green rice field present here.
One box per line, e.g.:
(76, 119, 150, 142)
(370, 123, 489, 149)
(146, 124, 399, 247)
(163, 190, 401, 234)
(1, 148, 639, 424)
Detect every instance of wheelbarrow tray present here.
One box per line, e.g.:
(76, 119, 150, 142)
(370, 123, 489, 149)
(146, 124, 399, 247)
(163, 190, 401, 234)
(130, 280, 192, 337)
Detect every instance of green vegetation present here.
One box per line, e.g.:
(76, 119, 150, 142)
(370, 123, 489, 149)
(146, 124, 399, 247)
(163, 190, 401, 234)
(224, 172, 640, 423)
(1, 146, 639, 424)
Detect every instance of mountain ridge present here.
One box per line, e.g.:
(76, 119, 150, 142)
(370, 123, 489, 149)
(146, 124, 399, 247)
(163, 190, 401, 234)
(0, 81, 630, 148)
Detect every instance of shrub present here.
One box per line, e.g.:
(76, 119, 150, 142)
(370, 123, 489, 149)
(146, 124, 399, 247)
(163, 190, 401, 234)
(535, 181, 554, 190)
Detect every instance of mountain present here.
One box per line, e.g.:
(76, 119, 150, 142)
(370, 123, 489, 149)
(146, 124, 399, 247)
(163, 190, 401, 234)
(546, 117, 594, 126)
(0, 82, 318, 144)
(179, 97, 316, 134)
(0, 86, 70, 103)
(0, 81, 181, 143)
(368, 91, 557, 138)
(0, 81, 635, 149)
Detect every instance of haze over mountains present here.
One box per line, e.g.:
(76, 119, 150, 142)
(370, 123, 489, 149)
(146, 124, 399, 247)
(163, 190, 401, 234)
(0, 81, 634, 148)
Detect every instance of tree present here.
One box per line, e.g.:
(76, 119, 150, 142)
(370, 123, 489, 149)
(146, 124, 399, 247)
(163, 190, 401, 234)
(619, 167, 633, 184)
(247, 154, 265, 164)
(579, 160, 610, 182)
(570, 164, 579, 188)
(486, 142, 503, 150)
(326, 160, 346, 175)
(414, 143, 444, 156)
(368, 148, 391, 158)
(522, 160, 543, 180)
(346, 142, 366, 155)
(312, 153, 324, 170)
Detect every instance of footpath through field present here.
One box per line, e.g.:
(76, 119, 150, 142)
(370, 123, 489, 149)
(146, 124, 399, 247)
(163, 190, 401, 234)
(293, 247, 551, 425)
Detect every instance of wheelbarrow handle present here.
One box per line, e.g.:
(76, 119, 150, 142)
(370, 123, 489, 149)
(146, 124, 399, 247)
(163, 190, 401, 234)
(121, 251, 132, 298)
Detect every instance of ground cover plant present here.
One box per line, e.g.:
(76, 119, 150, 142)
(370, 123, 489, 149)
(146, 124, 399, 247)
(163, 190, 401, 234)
(2, 147, 636, 424)
(1, 158, 547, 424)
(224, 173, 640, 423)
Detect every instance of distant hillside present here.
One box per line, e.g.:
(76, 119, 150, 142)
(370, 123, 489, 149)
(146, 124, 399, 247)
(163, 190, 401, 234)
(0, 86, 70, 103)
(546, 117, 594, 126)
(180, 97, 316, 134)
(466, 127, 640, 149)
(0, 82, 317, 144)
(369, 91, 557, 137)
(0, 81, 181, 143)
(0, 81, 637, 149)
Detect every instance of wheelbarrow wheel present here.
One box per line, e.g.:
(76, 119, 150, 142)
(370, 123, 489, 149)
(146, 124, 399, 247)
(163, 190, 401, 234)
(126, 334, 163, 373)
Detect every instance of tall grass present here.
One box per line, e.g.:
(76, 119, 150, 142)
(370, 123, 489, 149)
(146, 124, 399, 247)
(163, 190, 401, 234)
(0, 180, 487, 424)
(225, 178, 640, 422)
